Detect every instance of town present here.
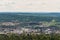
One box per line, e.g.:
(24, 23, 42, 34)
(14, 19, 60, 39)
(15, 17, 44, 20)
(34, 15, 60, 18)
(0, 19, 60, 34)
(0, 13, 60, 40)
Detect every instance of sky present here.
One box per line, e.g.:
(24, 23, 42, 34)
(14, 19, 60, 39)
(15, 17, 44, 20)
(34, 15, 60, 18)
(0, 0, 60, 12)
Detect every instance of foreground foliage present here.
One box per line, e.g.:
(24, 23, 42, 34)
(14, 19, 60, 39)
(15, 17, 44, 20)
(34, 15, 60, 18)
(0, 34, 60, 40)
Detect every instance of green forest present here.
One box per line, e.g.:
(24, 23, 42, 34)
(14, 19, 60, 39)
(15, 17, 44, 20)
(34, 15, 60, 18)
(0, 34, 60, 40)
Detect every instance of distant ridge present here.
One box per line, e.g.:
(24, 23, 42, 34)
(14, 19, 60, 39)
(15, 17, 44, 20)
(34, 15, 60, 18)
(0, 12, 60, 17)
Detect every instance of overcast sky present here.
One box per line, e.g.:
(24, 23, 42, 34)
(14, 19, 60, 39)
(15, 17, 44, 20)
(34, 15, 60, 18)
(0, 0, 60, 12)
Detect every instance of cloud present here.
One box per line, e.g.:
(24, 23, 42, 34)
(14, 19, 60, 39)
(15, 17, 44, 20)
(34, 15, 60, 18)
(0, 0, 60, 12)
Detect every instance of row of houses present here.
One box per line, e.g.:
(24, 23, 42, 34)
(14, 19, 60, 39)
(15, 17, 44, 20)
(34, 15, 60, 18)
(0, 27, 60, 34)
(0, 21, 60, 34)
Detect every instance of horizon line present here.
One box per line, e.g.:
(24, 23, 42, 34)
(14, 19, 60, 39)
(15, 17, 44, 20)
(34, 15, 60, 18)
(0, 12, 60, 13)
